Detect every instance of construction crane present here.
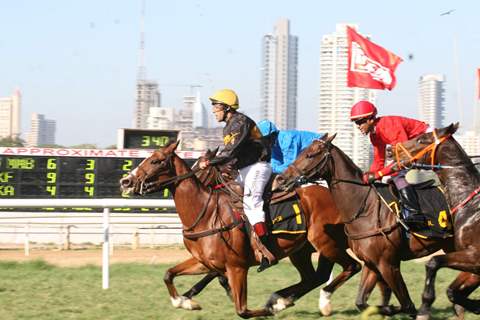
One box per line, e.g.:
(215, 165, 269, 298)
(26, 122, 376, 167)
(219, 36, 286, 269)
(160, 84, 203, 95)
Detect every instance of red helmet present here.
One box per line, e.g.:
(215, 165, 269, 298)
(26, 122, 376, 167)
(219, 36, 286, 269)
(350, 101, 377, 121)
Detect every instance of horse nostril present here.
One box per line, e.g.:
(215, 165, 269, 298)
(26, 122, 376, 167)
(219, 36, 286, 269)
(120, 177, 131, 188)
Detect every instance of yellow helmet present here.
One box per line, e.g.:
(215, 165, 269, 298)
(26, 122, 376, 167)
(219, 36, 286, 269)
(209, 89, 239, 109)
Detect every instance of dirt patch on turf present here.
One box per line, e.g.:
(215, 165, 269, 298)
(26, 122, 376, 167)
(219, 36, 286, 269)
(0, 246, 191, 267)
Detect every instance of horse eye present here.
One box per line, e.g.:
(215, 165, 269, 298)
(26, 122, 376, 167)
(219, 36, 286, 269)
(151, 159, 161, 165)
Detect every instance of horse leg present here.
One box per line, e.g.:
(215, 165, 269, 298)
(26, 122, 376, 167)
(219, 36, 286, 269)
(319, 251, 362, 316)
(163, 257, 210, 310)
(447, 272, 480, 320)
(266, 246, 333, 314)
(225, 265, 273, 318)
(375, 261, 416, 318)
(182, 271, 231, 300)
(355, 265, 379, 311)
(418, 250, 480, 320)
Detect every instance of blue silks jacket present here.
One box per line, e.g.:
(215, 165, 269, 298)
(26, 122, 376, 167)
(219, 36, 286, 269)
(257, 119, 323, 174)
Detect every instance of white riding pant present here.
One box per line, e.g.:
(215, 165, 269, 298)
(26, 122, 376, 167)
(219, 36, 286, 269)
(236, 161, 272, 225)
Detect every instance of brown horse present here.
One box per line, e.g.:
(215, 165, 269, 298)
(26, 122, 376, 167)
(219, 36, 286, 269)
(119, 141, 361, 318)
(273, 134, 455, 318)
(393, 123, 480, 320)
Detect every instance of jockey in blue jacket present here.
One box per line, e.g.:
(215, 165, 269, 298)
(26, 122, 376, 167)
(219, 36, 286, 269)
(257, 119, 323, 174)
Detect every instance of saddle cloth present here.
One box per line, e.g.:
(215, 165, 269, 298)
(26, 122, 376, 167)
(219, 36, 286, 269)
(214, 174, 307, 235)
(267, 192, 306, 235)
(376, 182, 453, 239)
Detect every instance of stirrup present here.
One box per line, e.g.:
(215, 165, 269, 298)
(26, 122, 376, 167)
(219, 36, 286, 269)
(257, 256, 277, 273)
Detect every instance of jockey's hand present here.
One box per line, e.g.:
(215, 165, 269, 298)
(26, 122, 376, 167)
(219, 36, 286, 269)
(362, 172, 377, 184)
(198, 159, 210, 170)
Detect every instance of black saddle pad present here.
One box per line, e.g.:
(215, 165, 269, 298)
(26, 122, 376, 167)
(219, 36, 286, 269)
(267, 193, 306, 235)
(375, 183, 453, 239)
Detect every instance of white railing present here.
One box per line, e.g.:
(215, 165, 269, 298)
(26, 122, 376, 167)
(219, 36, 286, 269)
(0, 199, 176, 289)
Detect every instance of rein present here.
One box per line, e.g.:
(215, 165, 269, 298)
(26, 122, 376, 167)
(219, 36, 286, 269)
(395, 130, 451, 169)
(394, 130, 480, 217)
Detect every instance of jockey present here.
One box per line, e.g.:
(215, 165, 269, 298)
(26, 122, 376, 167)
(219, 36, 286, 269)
(350, 100, 431, 229)
(257, 119, 323, 174)
(198, 89, 276, 272)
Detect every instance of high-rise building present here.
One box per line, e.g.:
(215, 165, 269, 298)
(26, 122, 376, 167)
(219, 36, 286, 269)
(418, 74, 445, 128)
(26, 113, 56, 147)
(134, 80, 161, 129)
(133, 0, 161, 129)
(193, 91, 208, 129)
(456, 130, 480, 156)
(0, 89, 21, 139)
(260, 18, 298, 129)
(318, 24, 376, 170)
(146, 106, 175, 130)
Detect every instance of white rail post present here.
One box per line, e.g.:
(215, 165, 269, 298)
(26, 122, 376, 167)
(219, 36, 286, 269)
(102, 207, 110, 289)
(24, 224, 30, 256)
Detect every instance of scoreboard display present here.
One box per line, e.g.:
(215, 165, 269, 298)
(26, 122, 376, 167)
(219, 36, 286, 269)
(117, 129, 179, 149)
(0, 147, 202, 212)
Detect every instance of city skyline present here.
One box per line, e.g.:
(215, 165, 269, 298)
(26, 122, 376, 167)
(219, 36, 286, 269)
(1, 1, 478, 147)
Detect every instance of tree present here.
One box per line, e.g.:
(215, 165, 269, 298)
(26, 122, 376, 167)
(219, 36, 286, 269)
(69, 143, 98, 149)
(0, 136, 25, 147)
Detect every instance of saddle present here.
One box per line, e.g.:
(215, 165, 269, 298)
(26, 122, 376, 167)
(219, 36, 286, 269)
(212, 173, 307, 235)
(375, 178, 454, 239)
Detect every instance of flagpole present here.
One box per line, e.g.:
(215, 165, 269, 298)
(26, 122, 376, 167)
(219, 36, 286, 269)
(453, 34, 463, 129)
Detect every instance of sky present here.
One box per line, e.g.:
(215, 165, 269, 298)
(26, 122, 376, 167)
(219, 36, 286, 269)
(2, 0, 479, 147)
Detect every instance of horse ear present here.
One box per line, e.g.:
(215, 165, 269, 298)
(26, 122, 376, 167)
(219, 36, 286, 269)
(166, 140, 180, 152)
(326, 133, 337, 143)
(446, 123, 459, 135)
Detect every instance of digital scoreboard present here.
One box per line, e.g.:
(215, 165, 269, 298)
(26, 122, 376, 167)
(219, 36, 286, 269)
(117, 129, 179, 149)
(0, 147, 202, 212)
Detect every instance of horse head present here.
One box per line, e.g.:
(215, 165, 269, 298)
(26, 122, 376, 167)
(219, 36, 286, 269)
(120, 140, 180, 195)
(394, 123, 459, 168)
(273, 133, 336, 191)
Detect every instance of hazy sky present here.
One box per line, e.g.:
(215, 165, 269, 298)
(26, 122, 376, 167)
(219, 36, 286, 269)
(2, 0, 478, 147)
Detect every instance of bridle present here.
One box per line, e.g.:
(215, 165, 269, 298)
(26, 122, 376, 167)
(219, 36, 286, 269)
(137, 152, 199, 194)
(281, 140, 332, 191)
(394, 129, 451, 169)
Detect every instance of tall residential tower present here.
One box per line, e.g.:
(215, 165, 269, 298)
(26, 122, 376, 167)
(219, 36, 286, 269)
(26, 113, 56, 147)
(260, 18, 298, 129)
(0, 89, 21, 139)
(318, 24, 376, 170)
(418, 74, 445, 128)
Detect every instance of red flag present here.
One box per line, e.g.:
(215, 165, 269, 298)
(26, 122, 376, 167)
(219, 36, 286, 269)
(347, 26, 403, 90)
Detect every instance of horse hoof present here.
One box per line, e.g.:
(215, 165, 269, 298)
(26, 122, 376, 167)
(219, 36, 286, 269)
(415, 314, 430, 320)
(360, 306, 379, 320)
(170, 296, 202, 310)
(320, 303, 332, 317)
(319, 289, 332, 316)
(271, 297, 294, 313)
(453, 304, 465, 320)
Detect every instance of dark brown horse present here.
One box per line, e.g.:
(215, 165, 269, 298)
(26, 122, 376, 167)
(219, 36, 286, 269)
(273, 134, 455, 318)
(393, 123, 480, 320)
(119, 141, 361, 318)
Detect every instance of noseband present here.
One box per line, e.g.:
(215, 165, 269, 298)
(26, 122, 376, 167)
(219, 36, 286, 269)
(282, 142, 332, 190)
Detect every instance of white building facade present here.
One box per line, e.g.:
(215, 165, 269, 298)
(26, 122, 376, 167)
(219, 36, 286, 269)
(260, 18, 298, 129)
(418, 74, 445, 128)
(0, 89, 21, 139)
(318, 24, 375, 170)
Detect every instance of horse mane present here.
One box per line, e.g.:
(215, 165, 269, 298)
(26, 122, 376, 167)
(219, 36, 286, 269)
(329, 142, 365, 177)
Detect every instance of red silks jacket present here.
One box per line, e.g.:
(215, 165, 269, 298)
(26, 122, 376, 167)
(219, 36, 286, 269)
(369, 116, 429, 175)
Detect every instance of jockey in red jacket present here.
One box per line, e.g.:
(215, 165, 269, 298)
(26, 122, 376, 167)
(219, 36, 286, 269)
(350, 101, 429, 181)
(350, 100, 430, 229)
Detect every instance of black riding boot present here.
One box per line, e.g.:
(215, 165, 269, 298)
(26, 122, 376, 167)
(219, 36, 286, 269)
(257, 235, 277, 272)
(399, 186, 426, 229)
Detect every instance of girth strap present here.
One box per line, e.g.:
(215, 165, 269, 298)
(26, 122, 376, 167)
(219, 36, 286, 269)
(344, 222, 399, 240)
(183, 220, 243, 240)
